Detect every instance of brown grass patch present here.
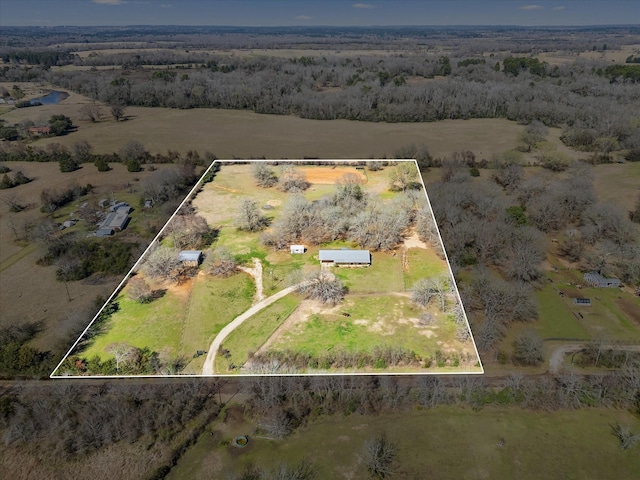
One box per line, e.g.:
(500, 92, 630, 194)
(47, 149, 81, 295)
(617, 299, 640, 327)
(301, 166, 366, 185)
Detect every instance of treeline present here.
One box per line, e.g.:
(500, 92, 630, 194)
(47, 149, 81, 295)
(244, 346, 475, 373)
(0, 322, 54, 377)
(2, 47, 639, 148)
(242, 369, 640, 432)
(428, 158, 639, 354)
(1, 381, 221, 460)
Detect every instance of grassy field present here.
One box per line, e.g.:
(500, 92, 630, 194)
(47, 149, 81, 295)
(81, 289, 187, 362)
(1, 85, 524, 160)
(403, 247, 448, 290)
(80, 272, 255, 367)
(268, 294, 464, 366)
(334, 252, 405, 294)
(179, 273, 255, 369)
(168, 405, 640, 480)
(216, 295, 302, 373)
(0, 160, 179, 350)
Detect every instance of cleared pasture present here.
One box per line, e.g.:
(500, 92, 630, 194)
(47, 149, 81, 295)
(77, 273, 255, 367)
(168, 405, 640, 480)
(2, 85, 524, 160)
(216, 294, 302, 373)
(265, 294, 468, 368)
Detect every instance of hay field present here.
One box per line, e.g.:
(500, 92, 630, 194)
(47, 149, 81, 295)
(1, 85, 524, 160)
(169, 406, 640, 480)
(0, 162, 176, 350)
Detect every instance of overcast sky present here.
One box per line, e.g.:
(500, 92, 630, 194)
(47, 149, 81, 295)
(1, 0, 638, 27)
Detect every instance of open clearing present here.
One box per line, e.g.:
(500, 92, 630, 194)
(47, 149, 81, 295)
(0, 161, 181, 351)
(66, 161, 479, 375)
(2, 85, 523, 160)
(168, 405, 640, 480)
(301, 166, 367, 184)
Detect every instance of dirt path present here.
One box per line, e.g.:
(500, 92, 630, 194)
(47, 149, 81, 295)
(202, 281, 309, 375)
(548, 343, 640, 374)
(402, 229, 428, 250)
(238, 258, 264, 303)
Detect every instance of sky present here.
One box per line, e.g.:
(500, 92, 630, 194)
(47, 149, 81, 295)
(0, 0, 638, 27)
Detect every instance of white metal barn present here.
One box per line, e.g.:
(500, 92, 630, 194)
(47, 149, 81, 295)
(290, 245, 305, 254)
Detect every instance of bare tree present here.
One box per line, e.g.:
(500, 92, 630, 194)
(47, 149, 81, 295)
(109, 101, 126, 122)
(362, 432, 398, 479)
(388, 162, 418, 191)
(411, 275, 449, 312)
(278, 165, 309, 193)
(297, 272, 346, 305)
(513, 330, 544, 366)
(165, 214, 211, 249)
(252, 162, 278, 187)
(143, 246, 182, 282)
(236, 199, 269, 232)
(106, 342, 134, 372)
(612, 423, 640, 450)
(71, 140, 94, 163)
(79, 103, 103, 123)
(206, 247, 238, 277)
(127, 276, 153, 303)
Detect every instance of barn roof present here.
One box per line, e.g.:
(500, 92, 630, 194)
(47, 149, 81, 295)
(319, 249, 370, 264)
(178, 250, 203, 262)
(100, 210, 129, 230)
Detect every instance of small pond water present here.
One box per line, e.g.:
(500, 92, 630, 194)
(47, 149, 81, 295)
(30, 90, 69, 105)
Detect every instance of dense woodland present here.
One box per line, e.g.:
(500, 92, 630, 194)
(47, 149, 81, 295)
(1, 25, 640, 478)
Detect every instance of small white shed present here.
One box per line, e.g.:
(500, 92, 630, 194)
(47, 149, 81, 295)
(290, 245, 305, 254)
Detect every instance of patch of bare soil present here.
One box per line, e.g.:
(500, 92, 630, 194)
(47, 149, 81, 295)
(238, 258, 264, 303)
(617, 299, 640, 327)
(402, 228, 428, 250)
(302, 166, 367, 185)
(164, 276, 193, 299)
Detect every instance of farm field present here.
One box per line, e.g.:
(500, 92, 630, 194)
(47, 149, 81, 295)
(168, 404, 640, 480)
(0, 160, 184, 351)
(58, 160, 480, 376)
(1, 83, 524, 160)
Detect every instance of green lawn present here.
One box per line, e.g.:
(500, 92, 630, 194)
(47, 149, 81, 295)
(534, 284, 590, 339)
(81, 272, 255, 367)
(269, 294, 460, 365)
(82, 290, 187, 361)
(334, 251, 404, 293)
(168, 405, 640, 480)
(179, 273, 255, 361)
(403, 247, 448, 290)
(216, 294, 302, 373)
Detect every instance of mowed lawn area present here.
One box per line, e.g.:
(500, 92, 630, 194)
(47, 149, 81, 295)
(334, 251, 404, 293)
(168, 405, 640, 480)
(267, 294, 462, 367)
(80, 272, 255, 366)
(216, 295, 302, 373)
(403, 247, 449, 290)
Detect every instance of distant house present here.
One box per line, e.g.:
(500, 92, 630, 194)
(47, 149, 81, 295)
(96, 228, 114, 237)
(100, 210, 129, 231)
(28, 126, 51, 135)
(110, 201, 130, 212)
(178, 250, 203, 267)
(319, 249, 371, 267)
(290, 245, 305, 254)
(583, 271, 621, 288)
(573, 297, 592, 306)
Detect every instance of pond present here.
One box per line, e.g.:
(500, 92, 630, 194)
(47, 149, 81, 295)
(30, 90, 69, 106)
